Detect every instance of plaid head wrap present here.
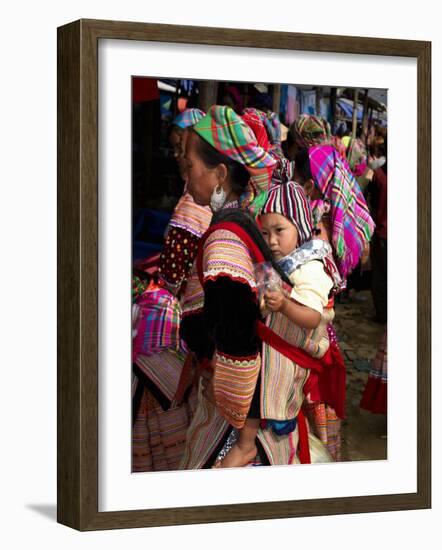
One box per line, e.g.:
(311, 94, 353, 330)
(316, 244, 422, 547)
(243, 107, 282, 145)
(308, 145, 375, 279)
(292, 114, 330, 148)
(172, 108, 206, 129)
(193, 105, 276, 209)
(260, 181, 313, 246)
(243, 108, 294, 182)
(264, 111, 282, 145)
(241, 108, 271, 152)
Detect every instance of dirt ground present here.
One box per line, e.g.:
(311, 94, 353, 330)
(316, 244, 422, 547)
(333, 289, 387, 462)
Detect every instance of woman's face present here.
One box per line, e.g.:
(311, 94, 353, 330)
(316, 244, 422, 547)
(260, 212, 299, 259)
(169, 128, 188, 180)
(184, 131, 220, 206)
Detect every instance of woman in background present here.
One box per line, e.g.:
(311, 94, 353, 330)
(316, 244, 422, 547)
(293, 144, 375, 460)
(132, 108, 213, 472)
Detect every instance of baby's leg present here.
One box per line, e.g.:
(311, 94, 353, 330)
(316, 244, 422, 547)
(215, 419, 260, 468)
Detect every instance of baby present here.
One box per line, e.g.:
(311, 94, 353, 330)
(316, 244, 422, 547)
(216, 181, 339, 468)
(260, 181, 340, 359)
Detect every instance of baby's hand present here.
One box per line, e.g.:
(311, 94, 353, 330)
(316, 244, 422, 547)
(264, 290, 285, 312)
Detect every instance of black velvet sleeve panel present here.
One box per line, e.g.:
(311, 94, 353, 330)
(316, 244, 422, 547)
(204, 277, 261, 357)
(180, 311, 215, 360)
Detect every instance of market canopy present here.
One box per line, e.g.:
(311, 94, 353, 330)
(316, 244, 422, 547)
(337, 98, 363, 121)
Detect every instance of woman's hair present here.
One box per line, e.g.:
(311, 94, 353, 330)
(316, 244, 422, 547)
(192, 131, 250, 195)
(335, 124, 346, 138)
(168, 124, 184, 138)
(294, 148, 313, 184)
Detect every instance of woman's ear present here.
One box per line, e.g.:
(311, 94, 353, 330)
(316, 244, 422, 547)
(215, 163, 228, 185)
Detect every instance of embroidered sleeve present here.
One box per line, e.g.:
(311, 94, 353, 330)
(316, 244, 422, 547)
(202, 229, 257, 292)
(159, 227, 199, 296)
(181, 229, 261, 369)
(205, 278, 261, 429)
(168, 191, 212, 239)
(181, 260, 205, 317)
(212, 350, 261, 429)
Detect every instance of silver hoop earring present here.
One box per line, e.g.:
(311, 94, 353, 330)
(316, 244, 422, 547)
(210, 184, 227, 212)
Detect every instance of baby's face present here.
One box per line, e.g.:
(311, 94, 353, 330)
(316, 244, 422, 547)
(260, 213, 298, 260)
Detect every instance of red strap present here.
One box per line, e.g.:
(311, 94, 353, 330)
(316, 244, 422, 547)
(319, 340, 346, 419)
(197, 221, 327, 374)
(301, 340, 346, 420)
(297, 409, 311, 464)
(257, 320, 326, 373)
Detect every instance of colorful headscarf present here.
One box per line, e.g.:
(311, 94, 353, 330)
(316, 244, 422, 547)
(241, 108, 271, 152)
(172, 108, 206, 129)
(261, 181, 313, 246)
(193, 105, 277, 208)
(346, 138, 368, 176)
(241, 107, 294, 212)
(264, 111, 282, 145)
(292, 114, 330, 148)
(308, 145, 375, 279)
(242, 109, 291, 178)
(243, 107, 281, 146)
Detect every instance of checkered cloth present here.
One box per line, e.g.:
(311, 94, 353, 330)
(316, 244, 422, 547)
(309, 145, 375, 279)
(242, 108, 271, 152)
(132, 287, 181, 359)
(292, 114, 330, 148)
(173, 108, 206, 129)
(193, 105, 277, 211)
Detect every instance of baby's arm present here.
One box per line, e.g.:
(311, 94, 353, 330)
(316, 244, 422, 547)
(264, 290, 321, 329)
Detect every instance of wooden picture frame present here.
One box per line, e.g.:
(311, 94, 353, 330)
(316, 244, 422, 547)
(57, 18, 431, 531)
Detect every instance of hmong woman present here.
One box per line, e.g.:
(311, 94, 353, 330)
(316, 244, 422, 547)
(284, 116, 352, 460)
(294, 144, 375, 459)
(178, 105, 332, 468)
(132, 108, 212, 472)
(160, 108, 211, 296)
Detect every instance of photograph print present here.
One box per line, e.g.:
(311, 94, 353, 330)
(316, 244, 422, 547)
(131, 77, 388, 473)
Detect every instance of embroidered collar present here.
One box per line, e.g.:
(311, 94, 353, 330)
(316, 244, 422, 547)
(277, 239, 332, 276)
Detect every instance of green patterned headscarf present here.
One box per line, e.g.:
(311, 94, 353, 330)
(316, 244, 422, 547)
(193, 105, 276, 210)
(292, 114, 330, 148)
